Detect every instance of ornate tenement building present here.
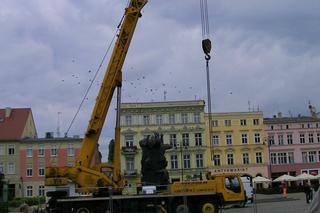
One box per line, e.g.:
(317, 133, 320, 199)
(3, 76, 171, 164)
(264, 112, 320, 179)
(120, 100, 207, 186)
(205, 111, 269, 178)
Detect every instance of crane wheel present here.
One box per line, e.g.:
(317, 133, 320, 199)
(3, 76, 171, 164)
(75, 207, 91, 213)
(201, 203, 218, 213)
(175, 204, 189, 213)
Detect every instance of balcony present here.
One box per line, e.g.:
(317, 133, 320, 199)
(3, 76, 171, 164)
(121, 146, 138, 154)
(124, 169, 138, 177)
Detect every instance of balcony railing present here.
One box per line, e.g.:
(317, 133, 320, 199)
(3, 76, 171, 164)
(121, 146, 138, 154)
(124, 169, 138, 177)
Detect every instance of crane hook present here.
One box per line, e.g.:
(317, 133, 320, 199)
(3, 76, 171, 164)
(202, 38, 212, 61)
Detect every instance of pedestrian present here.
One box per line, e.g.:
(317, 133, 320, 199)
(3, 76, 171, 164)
(309, 188, 320, 213)
(304, 183, 312, 203)
(281, 181, 288, 198)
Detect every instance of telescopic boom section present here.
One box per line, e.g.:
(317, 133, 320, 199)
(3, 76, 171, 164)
(77, 0, 147, 169)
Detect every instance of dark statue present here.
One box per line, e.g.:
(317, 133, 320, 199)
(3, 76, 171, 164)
(139, 133, 171, 187)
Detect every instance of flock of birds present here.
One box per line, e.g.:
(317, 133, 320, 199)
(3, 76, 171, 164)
(59, 59, 210, 103)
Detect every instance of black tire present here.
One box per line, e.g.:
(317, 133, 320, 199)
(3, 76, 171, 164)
(199, 201, 219, 213)
(175, 204, 189, 213)
(73, 206, 92, 213)
(239, 201, 246, 208)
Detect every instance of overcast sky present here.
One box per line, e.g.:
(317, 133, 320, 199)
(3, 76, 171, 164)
(1, 0, 320, 156)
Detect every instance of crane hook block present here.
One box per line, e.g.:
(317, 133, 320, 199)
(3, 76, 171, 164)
(202, 38, 212, 56)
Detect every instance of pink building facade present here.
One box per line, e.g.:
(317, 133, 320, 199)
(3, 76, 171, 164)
(264, 114, 320, 179)
(19, 137, 82, 197)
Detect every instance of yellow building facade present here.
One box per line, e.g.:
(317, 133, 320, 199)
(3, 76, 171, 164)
(120, 100, 207, 186)
(205, 112, 269, 178)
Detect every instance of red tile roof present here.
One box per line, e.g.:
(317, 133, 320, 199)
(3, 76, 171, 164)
(0, 108, 31, 141)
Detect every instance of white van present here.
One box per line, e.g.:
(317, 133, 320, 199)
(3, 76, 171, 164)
(240, 175, 254, 203)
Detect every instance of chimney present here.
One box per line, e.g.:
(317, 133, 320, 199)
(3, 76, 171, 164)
(277, 112, 282, 118)
(5, 107, 12, 118)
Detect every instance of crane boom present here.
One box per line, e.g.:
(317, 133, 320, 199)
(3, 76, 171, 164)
(46, 0, 148, 194)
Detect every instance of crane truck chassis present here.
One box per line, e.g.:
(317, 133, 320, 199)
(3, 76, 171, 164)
(46, 173, 246, 213)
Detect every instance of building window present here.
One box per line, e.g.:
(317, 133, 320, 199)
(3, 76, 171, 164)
(302, 152, 308, 163)
(181, 113, 188, 124)
(195, 133, 202, 146)
(8, 144, 15, 155)
(26, 186, 33, 197)
(288, 152, 294, 164)
(242, 153, 250, 165)
(26, 146, 33, 157)
(194, 112, 200, 123)
(38, 144, 45, 157)
(278, 135, 284, 145)
(253, 119, 260, 125)
(268, 135, 275, 145)
(183, 154, 191, 169)
(212, 135, 219, 145)
(0, 145, 5, 155)
(212, 120, 218, 127)
(125, 135, 134, 147)
(227, 153, 234, 165)
(226, 134, 233, 145)
(38, 168, 45, 176)
(125, 115, 132, 126)
(278, 153, 288, 164)
(241, 133, 248, 144)
(213, 154, 221, 166)
(7, 163, 15, 174)
(240, 119, 247, 126)
(0, 163, 4, 173)
(270, 125, 274, 130)
(156, 114, 163, 125)
(125, 157, 135, 171)
(51, 145, 57, 156)
(26, 166, 33, 177)
(301, 124, 305, 128)
(143, 115, 150, 125)
(67, 144, 74, 156)
(170, 155, 178, 169)
(270, 153, 277, 165)
(169, 134, 177, 147)
(308, 151, 317, 163)
(169, 114, 175, 124)
(317, 133, 320, 143)
(287, 134, 293, 144)
(225, 120, 231, 126)
(308, 123, 311, 128)
(196, 154, 203, 168)
(254, 133, 260, 144)
(309, 133, 314, 143)
(182, 133, 189, 147)
(39, 186, 45, 196)
(300, 134, 305, 144)
(256, 152, 263, 164)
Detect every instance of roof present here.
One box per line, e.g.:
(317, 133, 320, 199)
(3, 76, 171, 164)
(264, 116, 320, 124)
(0, 108, 32, 140)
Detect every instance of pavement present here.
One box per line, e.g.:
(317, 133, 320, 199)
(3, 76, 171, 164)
(221, 192, 312, 213)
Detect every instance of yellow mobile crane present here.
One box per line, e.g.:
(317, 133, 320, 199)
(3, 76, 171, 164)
(45, 0, 148, 194)
(45, 1, 246, 212)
